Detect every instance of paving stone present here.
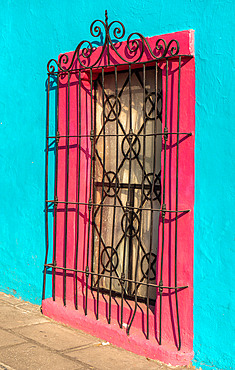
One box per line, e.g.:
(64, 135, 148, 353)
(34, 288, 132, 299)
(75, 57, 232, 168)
(0, 328, 25, 348)
(0, 343, 86, 370)
(15, 302, 41, 314)
(0, 293, 23, 306)
(65, 343, 182, 369)
(14, 322, 100, 351)
(0, 294, 40, 313)
(0, 305, 48, 329)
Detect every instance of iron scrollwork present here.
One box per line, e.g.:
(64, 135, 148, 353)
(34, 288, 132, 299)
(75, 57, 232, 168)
(47, 10, 180, 73)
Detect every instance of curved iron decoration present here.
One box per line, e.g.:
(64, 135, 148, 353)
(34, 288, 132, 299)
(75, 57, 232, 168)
(47, 10, 180, 73)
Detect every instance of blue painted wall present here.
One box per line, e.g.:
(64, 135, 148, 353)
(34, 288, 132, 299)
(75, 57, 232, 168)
(0, 1, 234, 369)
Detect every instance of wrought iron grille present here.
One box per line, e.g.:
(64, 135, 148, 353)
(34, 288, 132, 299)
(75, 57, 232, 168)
(43, 10, 193, 350)
(92, 67, 162, 305)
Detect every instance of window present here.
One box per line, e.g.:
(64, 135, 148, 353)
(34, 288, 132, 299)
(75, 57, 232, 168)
(92, 67, 162, 304)
(43, 11, 195, 361)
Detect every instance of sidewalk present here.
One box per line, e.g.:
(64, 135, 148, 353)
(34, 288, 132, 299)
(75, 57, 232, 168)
(0, 292, 195, 370)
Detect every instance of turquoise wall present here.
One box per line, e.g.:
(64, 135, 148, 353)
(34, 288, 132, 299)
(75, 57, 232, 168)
(0, 1, 234, 369)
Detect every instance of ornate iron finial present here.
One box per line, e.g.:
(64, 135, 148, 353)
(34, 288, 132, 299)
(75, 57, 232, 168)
(105, 10, 108, 27)
(47, 12, 180, 73)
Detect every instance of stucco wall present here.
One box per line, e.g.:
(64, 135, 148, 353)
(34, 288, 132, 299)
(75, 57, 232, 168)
(0, 1, 234, 369)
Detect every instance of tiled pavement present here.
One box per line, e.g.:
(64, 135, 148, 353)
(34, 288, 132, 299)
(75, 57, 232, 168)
(0, 292, 195, 370)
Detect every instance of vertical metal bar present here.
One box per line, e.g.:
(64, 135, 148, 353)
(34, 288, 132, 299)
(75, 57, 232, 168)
(108, 65, 118, 324)
(127, 63, 146, 335)
(42, 74, 50, 301)
(121, 64, 132, 328)
(159, 59, 168, 344)
(75, 70, 82, 310)
(127, 188, 134, 294)
(146, 63, 158, 339)
(96, 67, 105, 320)
(52, 73, 60, 301)
(63, 72, 70, 306)
(91, 79, 97, 297)
(85, 68, 94, 315)
(175, 56, 181, 350)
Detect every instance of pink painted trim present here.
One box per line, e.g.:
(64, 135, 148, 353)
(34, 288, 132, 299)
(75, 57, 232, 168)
(44, 29, 195, 365)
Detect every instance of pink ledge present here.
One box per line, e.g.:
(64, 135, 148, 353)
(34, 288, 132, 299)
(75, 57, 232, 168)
(42, 297, 193, 366)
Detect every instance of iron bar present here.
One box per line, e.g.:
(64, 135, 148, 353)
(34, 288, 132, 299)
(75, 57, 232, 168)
(91, 78, 97, 309)
(42, 74, 50, 301)
(75, 70, 82, 310)
(63, 72, 70, 306)
(108, 65, 119, 324)
(127, 65, 134, 298)
(52, 74, 60, 301)
(175, 56, 181, 350)
(147, 62, 158, 339)
(47, 132, 192, 139)
(46, 199, 189, 213)
(96, 67, 106, 319)
(94, 182, 160, 190)
(44, 263, 188, 290)
(159, 60, 168, 345)
(85, 68, 94, 315)
(127, 63, 146, 335)
(120, 64, 133, 328)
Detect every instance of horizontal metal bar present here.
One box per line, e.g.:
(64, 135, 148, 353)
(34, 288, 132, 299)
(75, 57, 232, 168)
(46, 199, 190, 213)
(48, 54, 194, 75)
(94, 181, 160, 190)
(47, 132, 192, 139)
(44, 263, 188, 290)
